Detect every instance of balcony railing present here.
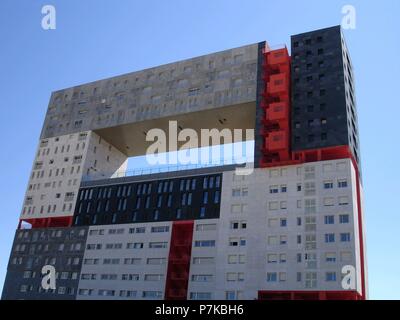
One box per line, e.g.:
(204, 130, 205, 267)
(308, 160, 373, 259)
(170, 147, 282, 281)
(82, 156, 254, 182)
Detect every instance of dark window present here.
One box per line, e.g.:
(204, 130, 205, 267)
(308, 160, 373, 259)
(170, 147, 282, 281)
(215, 176, 221, 188)
(176, 208, 182, 219)
(203, 192, 208, 204)
(157, 196, 162, 208)
(214, 191, 220, 204)
(167, 195, 172, 207)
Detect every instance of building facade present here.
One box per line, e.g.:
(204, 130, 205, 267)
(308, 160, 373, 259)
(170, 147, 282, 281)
(2, 26, 367, 300)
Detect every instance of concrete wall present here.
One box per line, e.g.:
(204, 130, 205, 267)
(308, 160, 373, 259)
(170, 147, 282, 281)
(21, 131, 128, 221)
(77, 222, 172, 300)
(41, 44, 260, 140)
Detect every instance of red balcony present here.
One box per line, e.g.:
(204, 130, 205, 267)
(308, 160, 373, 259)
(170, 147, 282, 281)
(265, 131, 287, 151)
(265, 48, 290, 66)
(265, 102, 288, 121)
(267, 73, 289, 94)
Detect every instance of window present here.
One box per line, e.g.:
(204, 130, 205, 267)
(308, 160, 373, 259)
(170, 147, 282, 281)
(339, 214, 350, 224)
(214, 191, 220, 203)
(280, 219, 287, 227)
(339, 196, 349, 205)
(193, 257, 214, 265)
(127, 242, 143, 249)
(98, 289, 115, 297)
(142, 291, 162, 299)
(144, 274, 163, 281)
(325, 253, 336, 262)
(124, 258, 141, 265)
(340, 233, 351, 242)
(149, 242, 168, 249)
(323, 197, 335, 207)
(269, 186, 279, 194)
(325, 233, 335, 243)
(267, 254, 277, 264)
(232, 188, 241, 197)
(338, 179, 348, 188)
(194, 240, 215, 247)
(151, 226, 169, 233)
(267, 273, 277, 282)
(190, 292, 212, 300)
(326, 272, 337, 282)
(120, 290, 137, 298)
(268, 201, 278, 210)
(340, 251, 352, 262)
(147, 258, 166, 265)
(122, 274, 139, 281)
(203, 192, 208, 204)
(191, 275, 213, 282)
(79, 289, 93, 296)
(324, 181, 334, 189)
(324, 215, 335, 224)
(305, 272, 317, 288)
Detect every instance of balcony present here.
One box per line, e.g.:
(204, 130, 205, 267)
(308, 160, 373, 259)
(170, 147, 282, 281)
(265, 102, 288, 121)
(265, 48, 290, 66)
(265, 131, 287, 151)
(267, 74, 289, 95)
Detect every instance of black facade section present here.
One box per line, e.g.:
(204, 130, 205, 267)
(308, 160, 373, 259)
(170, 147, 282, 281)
(2, 227, 88, 300)
(254, 41, 267, 168)
(73, 173, 223, 226)
(290, 26, 361, 166)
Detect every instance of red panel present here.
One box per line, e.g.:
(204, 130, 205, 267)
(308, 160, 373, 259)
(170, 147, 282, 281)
(164, 220, 194, 300)
(18, 216, 73, 229)
(265, 131, 287, 151)
(258, 290, 363, 300)
(259, 46, 292, 166)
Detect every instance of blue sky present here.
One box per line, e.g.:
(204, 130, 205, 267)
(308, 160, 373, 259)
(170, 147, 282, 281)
(0, 0, 399, 299)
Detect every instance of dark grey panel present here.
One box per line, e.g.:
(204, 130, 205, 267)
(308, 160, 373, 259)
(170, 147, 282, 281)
(290, 26, 361, 168)
(2, 227, 88, 300)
